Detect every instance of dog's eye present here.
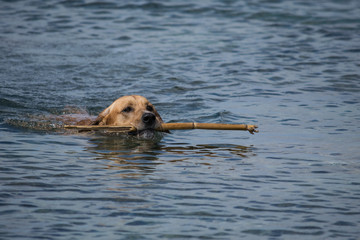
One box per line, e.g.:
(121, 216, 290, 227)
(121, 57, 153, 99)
(122, 106, 133, 113)
(146, 105, 154, 112)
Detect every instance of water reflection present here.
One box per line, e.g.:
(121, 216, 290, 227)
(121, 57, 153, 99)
(86, 135, 255, 178)
(160, 143, 254, 161)
(86, 135, 162, 178)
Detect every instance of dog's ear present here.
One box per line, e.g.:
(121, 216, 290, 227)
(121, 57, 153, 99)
(91, 107, 111, 125)
(153, 107, 164, 123)
(153, 107, 170, 133)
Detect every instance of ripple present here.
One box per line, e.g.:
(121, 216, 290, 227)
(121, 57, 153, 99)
(0, 98, 25, 109)
(242, 229, 324, 237)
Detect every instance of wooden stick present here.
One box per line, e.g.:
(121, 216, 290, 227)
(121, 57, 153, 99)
(158, 123, 258, 134)
(64, 123, 258, 134)
(64, 125, 136, 132)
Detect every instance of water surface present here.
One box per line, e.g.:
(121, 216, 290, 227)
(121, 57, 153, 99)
(1, 0, 360, 239)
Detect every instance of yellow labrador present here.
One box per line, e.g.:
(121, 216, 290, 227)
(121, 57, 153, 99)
(91, 95, 165, 137)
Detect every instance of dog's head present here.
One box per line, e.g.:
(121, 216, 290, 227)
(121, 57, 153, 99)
(92, 95, 164, 134)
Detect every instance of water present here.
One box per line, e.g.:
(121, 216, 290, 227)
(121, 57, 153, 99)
(1, 0, 360, 239)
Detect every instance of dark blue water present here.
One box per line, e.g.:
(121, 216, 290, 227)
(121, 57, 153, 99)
(1, 0, 360, 239)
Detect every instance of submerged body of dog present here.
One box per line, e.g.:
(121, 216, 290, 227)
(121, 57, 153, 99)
(7, 95, 165, 138)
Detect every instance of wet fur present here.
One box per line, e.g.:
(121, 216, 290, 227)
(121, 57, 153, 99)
(7, 95, 165, 137)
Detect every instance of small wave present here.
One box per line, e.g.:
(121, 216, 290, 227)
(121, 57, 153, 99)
(0, 98, 25, 109)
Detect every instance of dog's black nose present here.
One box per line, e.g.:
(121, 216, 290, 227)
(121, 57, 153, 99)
(142, 113, 156, 126)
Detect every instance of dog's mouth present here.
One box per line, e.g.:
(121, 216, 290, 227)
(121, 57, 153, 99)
(129, 128, 157, 139)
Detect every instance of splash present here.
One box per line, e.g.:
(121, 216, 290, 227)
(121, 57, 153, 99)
(5, 106, 95, 133)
